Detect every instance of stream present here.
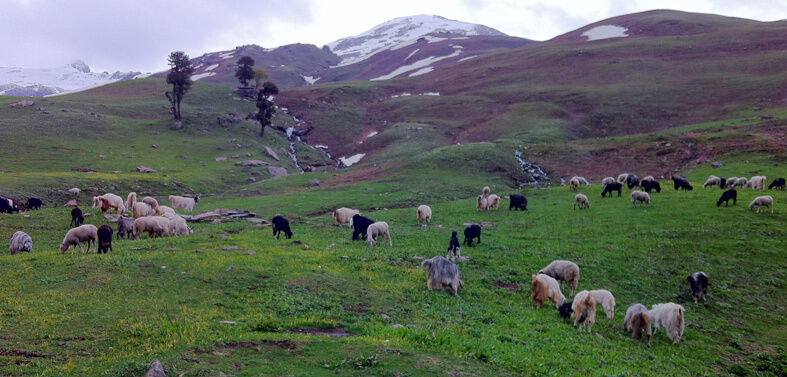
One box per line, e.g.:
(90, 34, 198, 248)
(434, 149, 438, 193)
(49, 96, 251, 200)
(283, 112, 337, 172)
(515, 149, 555, 188)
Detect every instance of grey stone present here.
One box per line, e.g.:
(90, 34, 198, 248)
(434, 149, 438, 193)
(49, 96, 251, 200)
(309, 179, 321, 186)
(264, 146, 280, 161)
(235, 160, 268, 167)
(144, 360, 166, 377)
(268, 166, 288, 177)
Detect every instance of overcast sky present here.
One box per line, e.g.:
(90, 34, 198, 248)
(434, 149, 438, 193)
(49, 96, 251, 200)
(3, 0, 785, 73)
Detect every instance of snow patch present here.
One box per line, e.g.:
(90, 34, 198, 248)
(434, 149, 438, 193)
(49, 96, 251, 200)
(205, 64, 219, 71)
(422, 92, 440, 96)
(405, 49, 420, 61)
(340, 154, 365, 167)
(371, 49, 462, 81)
(219, 52, 235, 60)
(581, 25, 628, 41)
(315, 145, 329, 149)
(367, 131, 378, 138)
(452, 37, 469, 40)
(192, 72, 216, 81)
(391, 40, 417, 51)
(302, 76, 320, 85)
(458, 56, 477, 62)
(408, 67, 433, 77)
(391, 93, 412, 98)
(424, 36, 448, 43)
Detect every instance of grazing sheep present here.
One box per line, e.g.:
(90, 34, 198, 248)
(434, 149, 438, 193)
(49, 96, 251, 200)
(641, 180, 661, 193)
(631, 191, 650, 207)
(559, 302, 573, 318)
(538, 260, 580, 297)
(486, 194, 500, 210)
(719, 177, 727, 189)
(748, 195, 774, 213)
(25, 198, 43, 210)
(68, 187, 81, 196)
(416, 205, 432, 223)
(687, 271, 709, 304)
(601, 182, 623, 197)
(155, 205, 177, 216)
(463, 224, 481, 246)
(9, 231, 33, 254)
(132, 202, 156, 219)
(0, 197, 19, 214)
(60, 224, 98, 254)
(162, 212, 193, 236)
(509, 194, 528, 211)
(169, 195, 200, 213)
(671, 176, 693, 191)
(125, 192, 138, 211)
(617, 173, 630, 184)
(589, 289, 616, 320)
(601, 177, 615, 189)
(141, 196, 159, 210)
(749, 175, 767, 191)
(476, 195, 488, 211)
(446, 231, 461, 261)
(574, 176, 590, 186)
(482, 186, 491, 197)
(366, 221, 392, 247)
(116, 215, 135, 239)
(333, 207, 360, 227)
(617, 173, 640, 189)
(649, 303, 685, 345)
(768, 178, 785, 190)
(702, 175, 721, 189)
(738, 177, 750, 189)
(571, 290, 597, 333)
(726, 177, 739, 188)
(351, 214, 375, 241)
(70, 207, 85, 227)
(272, 215, 293, 239)
(531, 274, 567, 309)
(569, 177, 579, 191)
(641, 176, 655, 182)
(574, 194, 590, 210)
(716, 189, 737, 207)
(421, 256, 462, 296)
(97, 224, 113, 254)
(624, 303, 652, 347)
(92, 193, 125, 215)
(133, 216, 170, 240)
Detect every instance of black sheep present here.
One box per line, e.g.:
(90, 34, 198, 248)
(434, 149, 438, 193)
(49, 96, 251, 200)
(463, 224, 481, 246)
(509, 194, 528, 211)
(641, 180, 661, 193)
(0, 197, 19, 214)
(559, 301, 574, 318)
(272, 215, 293, 239)
(768, 178, 785, 190)
(626, 174, 640, 189)
(672, 176, 693, 191)
(25, 198, 43, 210)
(351, 214, 375, 241)
(97, 224, 113, 254)
(447, 231, 461, 260)
(719, 177, 727, 189)
(716, 189, 737, 207)
(601, 182, 623, 197)
(687, 272, 709, 303)
(70, 207, 85, 227)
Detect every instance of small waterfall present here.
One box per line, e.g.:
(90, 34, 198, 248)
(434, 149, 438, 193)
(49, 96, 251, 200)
(515, 149, 554, 189)
(285, 126, 305, 173)
(281, 112, 337, 171)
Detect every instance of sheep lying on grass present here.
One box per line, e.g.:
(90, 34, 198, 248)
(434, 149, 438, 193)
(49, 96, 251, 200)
(116, 216, 135, 239)
(422, 256, 462, 296)
(538, 260, 580, 297)
(531, 274, 566, 309)
(60, 224, 98, 254)
(716, 189, 737, 207)
(509, 194, 528, 211)
(463, 224, 481, 246)
(649, 303, 685, 345)
(748, 195, 774, 213)
(92, 193, 124, 215)
(624, 303, 652, 348)
(333, 207, 360, 227)
(476, 195, 488, 211)
(9, 231, 32, 254)
(687, 271, 709, 304)
(169, 195, 200, 213)
(351, 214, 375, 241)
(367, 221, 392, 247)
(486, 194, 500, 210)
(572, 290, 597, 333)
(631, 191, 650, 207)
(768, 178, 785, 190)
(446, 231, 461, 261)
(589, 289, 616, 320)
(574, 194, 590, 210)
(416, 205, 432, 224)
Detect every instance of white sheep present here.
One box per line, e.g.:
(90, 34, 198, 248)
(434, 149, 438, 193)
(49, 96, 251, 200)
(162, 212, 193, 236)
(589, 289, 616, 320)
(748, 195, 774, 213)
(569, 177, 579, 191)
(571, 290, 597, 333)
(9, 231, 33, 254)
(476, 195, 488, 211)
(366, 221, 392, 247)
(617, 173, 630, 184)
(133, 216, 171, 239)
(574, 193, 590, 210)
(736, 177, 749, 189)
(92, 193, 125, 215)
(726, 177, 739, 188)
(601, 177, 615, 189)
(132, 202, 156, 219)
(60, 224, 98, 254)
(155, 205, 177, 216)
(641, 176, 655, 182)
(702, 175, 721, 189)
(125, 192, 138, 211)
(68, 187, 81, 196)
(538, 260, 580, 297)
(631, 190, 650, 207)
(649, 303, 685, 345)
(333, 207, 360, 227)
(749, 175, 767, 191)
(486, 194, 500, 210)
(142, 196, 159, 209)
(572, 176, 590, 186)
(531, 273, 567, 309)
(482, 186, 491, 197)
(169, 195, 200, 213)
(416, 205, 432, 224)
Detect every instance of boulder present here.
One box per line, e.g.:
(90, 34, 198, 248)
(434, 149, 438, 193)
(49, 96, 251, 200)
(309, 179, 321, 186)
(144, 360, 166, 377)
(264, 146, 280, 161)
(137, 166, 157, 173)
(268, 166, 288, 177)
(10, 100, 35, 108)
(711, 161, 725, 168)
(235, 160, 268, 167)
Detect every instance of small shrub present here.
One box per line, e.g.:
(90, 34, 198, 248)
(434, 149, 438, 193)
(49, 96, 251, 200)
(728, 364, 750, 376)
(354, 354, 380, 369)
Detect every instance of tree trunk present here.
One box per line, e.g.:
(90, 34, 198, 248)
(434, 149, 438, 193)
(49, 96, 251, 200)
(259, 125, 265, 138)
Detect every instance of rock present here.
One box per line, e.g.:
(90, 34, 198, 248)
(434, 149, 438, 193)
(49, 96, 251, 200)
(246, 251, 257, 255)
(231, 155, 241, 159)
(226, 266, 235, 271)
(264, 146, 280, 161)
(215, 157, 227, 162)
(268, 166, 288, 177)
(480, 222, 494, 227)
(195, 249, 203, 253)
(10, 100, 35, 108)
(327, 243, 337, 248)
(248, 177, 257, 183)
(170, 121, 183, 130)
(137, 166, 157, 173)
(711, 161, 725, 168)
(341, 256, 349, 259)
(235, 160, 268, 167)
(309, 179, 321, 186)
(380, 313, 392, 322)
(144, 360, 166, 377)
(151, 145, 159, 149)
(760, 114, 774, 120)
(392, 324, 404, 329)
(221, 321, 237, 325)
(412, 256, 424, 260)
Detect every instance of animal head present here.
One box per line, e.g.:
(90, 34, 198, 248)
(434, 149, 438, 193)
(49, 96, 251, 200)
(194, 196, 200, 203)
(92, 196, 101, 208)
(451, 231, 458, 239)
(59, 242, 68, 253)
(559, 302, 574, 318)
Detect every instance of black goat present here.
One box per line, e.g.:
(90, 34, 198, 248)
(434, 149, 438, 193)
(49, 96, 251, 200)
(601, 182, 623, 197)
(447, 231, 461, 260)
(716, 189, 737, 207)
(672, 176, 693, 191)
(509, 194, 528, 211)
(70, 207, 85, 227)
(463, 224, 482, 246)
(559, 301, 574, 318)
(687, 272, 709, 303)
(25, 198, 43, 210)
(97, 224, 113, 254)
(272, 215, 293, 239)
(351, 214, 375, 241)
(768, 178, 785, 190)
(641, 180, 661, 193)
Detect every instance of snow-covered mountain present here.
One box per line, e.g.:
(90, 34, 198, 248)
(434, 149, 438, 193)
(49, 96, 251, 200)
(0, 60, 140, 97)
(326, 15, 506, 67)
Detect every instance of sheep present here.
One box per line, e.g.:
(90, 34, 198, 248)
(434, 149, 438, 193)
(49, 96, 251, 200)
(421, 256, 462, 296)
(366, 221, 392, 247)
(60, 224, 98, 254)
(531, 274, 567, 309)
(737, 177, 750, 189)
(649, 303, 685, 345)
(601, 177, 615, 189)
(272, 215, 293, 239)
(116, 215, 135, 239)
(748, 195, 774, 213)
(476, 195, 488, 211)
(601, 182, 623, 197)
(9, 231, 32, 254)
(589, 289, 616, 320)
(617, 173, 630, 184)
(0, 197, 19, 214)
(719, 177, 727, 189)
(132, 202, 156, 219)
(141, 196, 159, 210)
(351, 214, 375, 241)
(671, 176, 693, 191)
(749, 175, 767, 191)
(70, 207, 85, 227)
(169, 195, 200, 213)
(509, 194, 528, 211)
(25, 198, 43, 210)
(446, 231, 461, 261)
(162, 212, 193, 236)
(574, 176, 591, 186)
(68, 187, 81, 196)
(569, 177, 579, 191)
(574, 194, 590, 210)
(482, 186, 491, 197)
(125, 192, 138, 211)
(333, 207, 360, 227)
(416, 205, 432, 224)
(726, 177, 739, 188)
(702, 175, 721, 189)
(641, 176, 655, 182)
(641, 180, 661, 193)
(486, 194, 500, 210)
(624, 303, 652, 348)
(687, 271, 709, 304)
(559, 302, 573, 319)
(91, 193, 124, 215)
(463, 224, 481, 246)
(97, 224, 113, 254)
(155, 205, 177, 216)
(631, 191, 650, 207)
(538, 260, 580, 297)
(133, 216, 170, 240)
(626, 174, 641, 189)
(716, 189, 737, 207)
(571, 290, 597, 333)
(768, 178, 785, 190)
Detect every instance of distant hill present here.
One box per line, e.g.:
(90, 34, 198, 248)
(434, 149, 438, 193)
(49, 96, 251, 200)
(0, 60, 140, 97)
